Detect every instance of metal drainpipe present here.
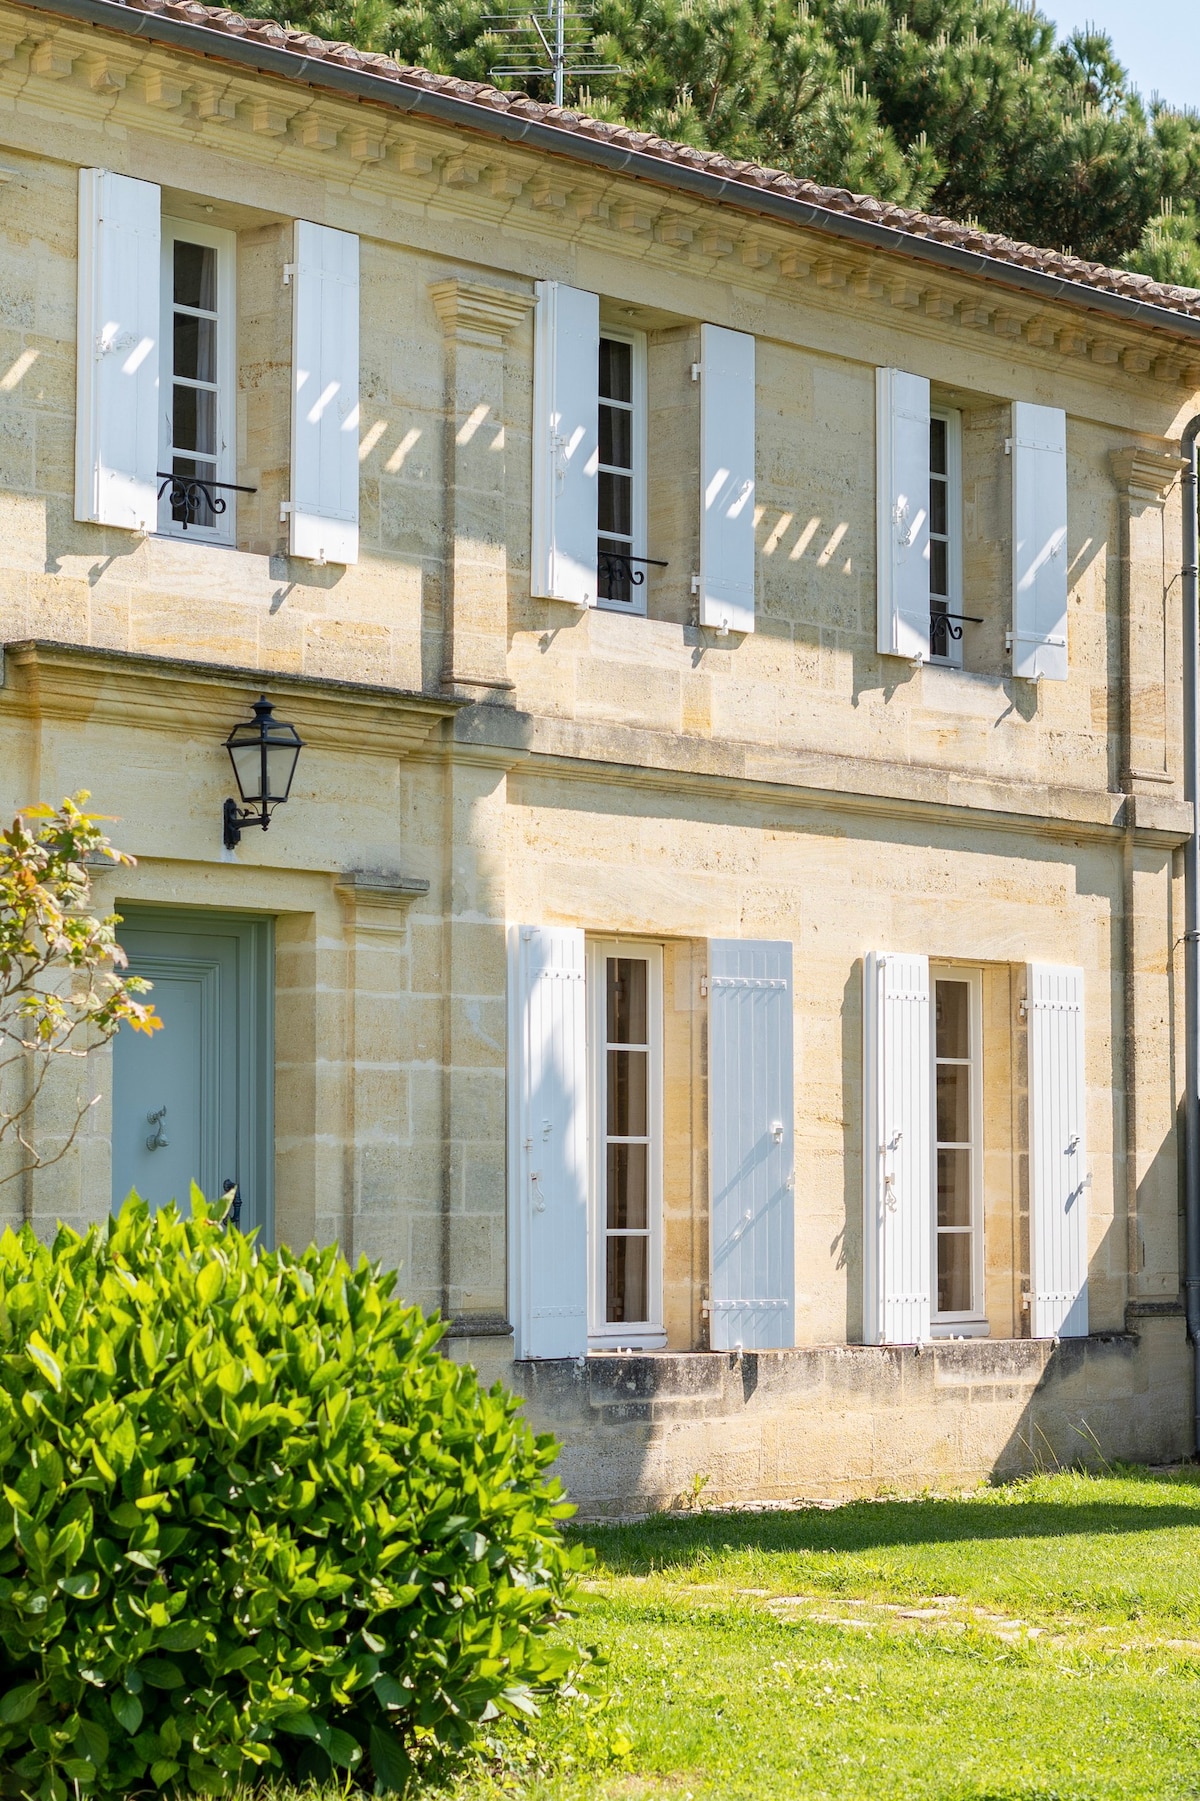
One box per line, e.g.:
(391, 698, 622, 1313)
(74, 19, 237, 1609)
(1181, 413, 1200, 1455)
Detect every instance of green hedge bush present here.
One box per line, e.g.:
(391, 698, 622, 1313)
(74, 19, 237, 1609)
(0, 1196, 584, 1798)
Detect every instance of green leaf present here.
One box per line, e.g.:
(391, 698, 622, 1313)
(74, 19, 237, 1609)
(75, 1717, 109, 1765)
(327, 1727, 362, 1770)
(0, 1682, 41, 1724)
(369, 1723, 413, 1794)
(150, 1760, 180, 1785)
(110, 1689, 142, 1735)
(372, 1673, 408, 1711)
(24, 1334, 61, 1392)
(137, 1658, 184, 1690)
(58, 1571, 100, 1599)
(196, 1261, 222, 1307)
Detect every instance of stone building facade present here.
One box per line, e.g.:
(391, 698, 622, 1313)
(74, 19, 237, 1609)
(1, 0, 1199, 1511)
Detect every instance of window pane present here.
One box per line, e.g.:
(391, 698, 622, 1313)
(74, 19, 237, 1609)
(599, 470, 632, 538)
(607, 1143, 648, 1229)
(930, 474, 948, 539)
(173, 311, 216, 386)
(598, 538, 633, 606)
(607, 957, 648, 1043)
(174, 240, 217, 312)
(937, 1230, 972, 1313)
(935, 1062, 970, 1144)
(599, 402, 632, 471)
(173, 384, 216, 458)
(930, 415, 947, 477)
(937, 1148, 972, 1227)
(608, 1048, 648, 1136)
(930, 537, 948, 599)
(606, 1234, 648, 1323)
(599, 337, 632, 404)
(935, 980, 970, 1060)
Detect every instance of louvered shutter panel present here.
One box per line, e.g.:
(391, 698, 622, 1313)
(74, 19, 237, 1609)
(863, 952, 932, 1345)
(1027, 963, 1088, 1337)
(708, 939, 794, 1349)
(876, 368, 931, 662)
(289, 220, 359, 565)
(509, 926, 589, 1358)
(699, 324, 756, 634)
(1011, 403, 1068, 682)
(75, 168, 160, 533)
(531, 280, 599, 607)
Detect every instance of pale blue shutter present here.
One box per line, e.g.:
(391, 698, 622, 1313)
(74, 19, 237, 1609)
(531, 280, 599, 607)
(876, 368, 931, 662)
(509, 925, 589, 1358)
(75, 168, 160, 533)
(1027, 963, 1088, 1337)
(1011, 403, 1068, 681)
(708, 939, 794, 1349)
(289, 220, 359, 565)
(863, 952, 932, 1345)
(699, 323, 756, 634)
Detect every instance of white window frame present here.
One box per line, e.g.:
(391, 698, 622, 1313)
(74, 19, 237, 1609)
(928, 406, 964, 667)
(587, 937, 665, 1348)
(929, 963, 986, 1334)
(596, 327, 649, 617)
(158, 216, 237, 544)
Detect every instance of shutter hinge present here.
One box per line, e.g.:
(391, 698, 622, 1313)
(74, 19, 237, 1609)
(283, 262, 296, 286)
(699, 974, 709, 998)
(279, 501, 293, 520)
(691, 361, 702, 382)
(1004, 437, 1013, 455)
(690, 573, 701, 595)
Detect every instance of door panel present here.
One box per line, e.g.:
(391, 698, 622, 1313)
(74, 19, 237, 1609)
(111, 910, 273, 1240)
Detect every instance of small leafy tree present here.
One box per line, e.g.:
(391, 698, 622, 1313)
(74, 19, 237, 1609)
(0, 1197, 586, 1798)
(0, 795, 160, 1188)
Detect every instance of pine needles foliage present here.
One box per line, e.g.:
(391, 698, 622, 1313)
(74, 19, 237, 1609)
(235, 0, 1200, 279)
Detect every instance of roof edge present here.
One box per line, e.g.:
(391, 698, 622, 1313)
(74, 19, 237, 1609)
(11, 0, 1200, 348)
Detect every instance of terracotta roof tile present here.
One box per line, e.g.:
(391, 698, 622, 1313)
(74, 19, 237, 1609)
(96, 0, 1200, 323)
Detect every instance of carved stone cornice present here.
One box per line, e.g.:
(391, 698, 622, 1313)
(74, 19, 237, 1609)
(1109, 447, 1187, 506)
(428, 278, 535, 348)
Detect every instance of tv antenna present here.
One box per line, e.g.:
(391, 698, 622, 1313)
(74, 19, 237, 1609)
(487, 0, 623, 107)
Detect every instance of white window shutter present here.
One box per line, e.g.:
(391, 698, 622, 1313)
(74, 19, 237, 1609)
(531, 280, 599, 607)
(876, 368, 931, 661)
(863, 952, 932, 1345)
(699, 323, 756, 635)
(75, 168, 160, 533)
(289, 220, 359, 566)
(508, 925, 589, 1358)
(1011, 403, 1068, 682)
(707, 939, 794, 1349)
(1027, 963, 1088, 1338)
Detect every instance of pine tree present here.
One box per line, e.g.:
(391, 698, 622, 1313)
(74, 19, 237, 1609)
(237, 0, 1200, 279)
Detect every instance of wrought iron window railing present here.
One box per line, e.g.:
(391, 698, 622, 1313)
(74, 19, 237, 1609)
(597, 549, 669, 599)
(157, 471, 257, 530)
(929, 608, 983, 658)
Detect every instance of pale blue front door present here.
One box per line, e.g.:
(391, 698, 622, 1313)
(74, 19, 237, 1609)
(111, 910, 273, 1241)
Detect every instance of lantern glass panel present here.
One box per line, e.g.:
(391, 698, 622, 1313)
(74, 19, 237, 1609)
(228, 738, 266, 804)
(263, 734, 301, 803)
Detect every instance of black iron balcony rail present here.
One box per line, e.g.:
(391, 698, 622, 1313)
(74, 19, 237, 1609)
(598, 549, 670, 588)
(157, 471, 258, 529)
(930, 608, 984, 654)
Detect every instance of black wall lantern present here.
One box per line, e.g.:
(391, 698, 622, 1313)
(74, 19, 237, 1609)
(223, 694, 304, 849)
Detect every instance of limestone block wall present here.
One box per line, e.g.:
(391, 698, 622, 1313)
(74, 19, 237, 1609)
(503, 1324, 1192, 1516)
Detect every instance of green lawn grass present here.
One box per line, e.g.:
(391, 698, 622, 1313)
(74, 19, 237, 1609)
(435, 1467, 1200, 1801)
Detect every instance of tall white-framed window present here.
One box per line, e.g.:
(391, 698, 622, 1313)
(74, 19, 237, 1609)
(931, 964, 985, 1332)
(159, 217, 237, 541)
(588, 938, 665, 1347)
(928, 408, 964, 666)
(597, 330, 648, 614)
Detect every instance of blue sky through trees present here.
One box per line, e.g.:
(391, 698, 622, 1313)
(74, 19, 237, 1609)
(1048, 2, 1200, 109)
